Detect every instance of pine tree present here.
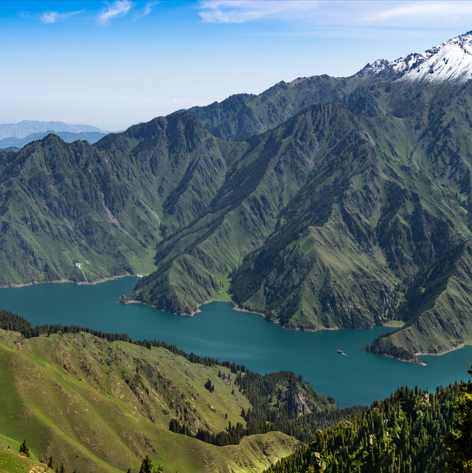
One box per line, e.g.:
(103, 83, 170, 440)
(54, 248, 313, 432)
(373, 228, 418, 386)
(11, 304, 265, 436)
(19, 439, 30, 457)
(442, 363, 472, 472)
(59, 462, 66, 473)
(139, 455, 153, 473)
(48, 455, 55, 469)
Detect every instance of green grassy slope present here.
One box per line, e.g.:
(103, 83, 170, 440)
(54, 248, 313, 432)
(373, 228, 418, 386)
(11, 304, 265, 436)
(0, 448, 52, 473)
(0, 328, 303, 473)
(128, 103, 379, 318)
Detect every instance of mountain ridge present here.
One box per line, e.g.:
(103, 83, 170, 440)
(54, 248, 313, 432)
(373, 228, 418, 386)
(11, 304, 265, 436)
(0, 130, 109, 150)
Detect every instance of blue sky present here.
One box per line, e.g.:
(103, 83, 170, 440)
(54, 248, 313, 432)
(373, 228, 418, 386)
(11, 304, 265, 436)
(1, 1, 472, 130)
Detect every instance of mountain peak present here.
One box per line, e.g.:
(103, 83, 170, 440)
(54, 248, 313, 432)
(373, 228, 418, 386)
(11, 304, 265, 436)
(354, 31, 472, 84)
(354, 59, 390, 78)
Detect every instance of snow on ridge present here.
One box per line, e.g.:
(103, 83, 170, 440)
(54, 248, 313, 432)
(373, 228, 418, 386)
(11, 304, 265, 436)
(356, 31, 472, 84)
(354, 59, 390, 78)
(399, 31, 472, 83)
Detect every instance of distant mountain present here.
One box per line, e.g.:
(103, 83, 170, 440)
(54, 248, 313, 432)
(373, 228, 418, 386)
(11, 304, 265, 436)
(0, 120, 104, 140)
(0, 130, 108, 150)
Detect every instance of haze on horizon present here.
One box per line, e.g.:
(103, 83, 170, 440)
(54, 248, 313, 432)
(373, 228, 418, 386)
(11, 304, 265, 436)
(2, 0, 472, 131)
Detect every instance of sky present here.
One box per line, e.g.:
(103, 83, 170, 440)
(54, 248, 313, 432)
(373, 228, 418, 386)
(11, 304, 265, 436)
(1, 1, 472, 130)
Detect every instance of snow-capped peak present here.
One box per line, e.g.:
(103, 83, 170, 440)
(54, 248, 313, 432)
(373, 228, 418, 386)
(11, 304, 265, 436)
(355, 31, 472, 84)
(355, 59, 390, 78)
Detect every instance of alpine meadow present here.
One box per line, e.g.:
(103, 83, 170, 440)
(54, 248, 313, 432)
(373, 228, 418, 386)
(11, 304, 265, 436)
(1, 5, 472, 472)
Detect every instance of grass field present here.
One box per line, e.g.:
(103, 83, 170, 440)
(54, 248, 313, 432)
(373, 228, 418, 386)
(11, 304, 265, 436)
(0, 328, 300, 473)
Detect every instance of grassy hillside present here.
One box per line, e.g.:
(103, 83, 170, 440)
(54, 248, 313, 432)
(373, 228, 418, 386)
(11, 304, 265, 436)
(0, 325, 314, 473)
(364, 242, 472, 362)
(0, 446, 52, 473)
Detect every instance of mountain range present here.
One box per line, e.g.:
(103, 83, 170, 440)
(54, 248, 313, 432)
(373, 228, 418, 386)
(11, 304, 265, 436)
(3, 32, 472, 363)
(0, 120, 105, 140)
(0, 130, 109, 150)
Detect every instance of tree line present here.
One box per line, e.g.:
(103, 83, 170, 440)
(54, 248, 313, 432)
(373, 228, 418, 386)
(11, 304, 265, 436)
(0, 309, 246, 372)
(169, 369, 362, 446)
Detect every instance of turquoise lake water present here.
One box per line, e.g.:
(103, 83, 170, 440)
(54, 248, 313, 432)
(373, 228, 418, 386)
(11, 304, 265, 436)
(1, 277, 471, 408)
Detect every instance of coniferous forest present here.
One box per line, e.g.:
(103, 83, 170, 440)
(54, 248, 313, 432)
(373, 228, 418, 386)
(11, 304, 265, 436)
(264, 372, 472, 473)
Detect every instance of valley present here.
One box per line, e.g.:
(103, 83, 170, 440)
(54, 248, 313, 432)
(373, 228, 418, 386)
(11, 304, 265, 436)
(3, 32, 472, 362)
(3, 8, 472, 473)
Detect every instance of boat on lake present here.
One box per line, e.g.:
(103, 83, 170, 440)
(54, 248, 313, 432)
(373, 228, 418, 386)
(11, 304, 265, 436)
(337, 350, 343, 354)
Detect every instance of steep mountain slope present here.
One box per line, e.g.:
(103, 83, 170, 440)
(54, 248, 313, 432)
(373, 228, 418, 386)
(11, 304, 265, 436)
(231, 79, 472, 332)
(0, 113, 232, 285)
(0, 120, 104, 140)
(0, 136, 160, 285)
(95, 113, 237, 236)
(365, 242, 472, 363)
(128, 102, 384, 318)
(129, 75, 472, 357)
(0, 327, 302, 473)
(0, 131, 108, 150)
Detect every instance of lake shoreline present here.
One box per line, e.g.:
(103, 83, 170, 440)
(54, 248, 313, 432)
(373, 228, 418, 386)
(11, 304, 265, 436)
(0, 274, 133, 290)
(1, 277, 472, 408)
(360, 348, 427, 366)
(122, 299, 203, 316)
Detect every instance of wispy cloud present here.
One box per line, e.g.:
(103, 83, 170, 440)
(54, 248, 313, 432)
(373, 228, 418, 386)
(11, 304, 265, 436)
(197, 0, 472, 31)
(99, 0, 132, 24)
(40, 10, 83, 24)
(198, 0, 319, 24)
(371, 1, 472, 22)
(134, 2, 158, 20)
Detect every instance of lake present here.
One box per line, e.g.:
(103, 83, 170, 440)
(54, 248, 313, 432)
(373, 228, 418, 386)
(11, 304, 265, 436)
(1, 277, 471, 407)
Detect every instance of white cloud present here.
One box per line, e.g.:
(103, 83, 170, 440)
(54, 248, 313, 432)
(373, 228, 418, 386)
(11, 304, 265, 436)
(134, 2, 158, 20)
(99, 0, 132, 24)
(371, 2, 472, 22)
(198, 0, 319, 24)
(40, 10, 83, 24)
(197, 1, 472, 30)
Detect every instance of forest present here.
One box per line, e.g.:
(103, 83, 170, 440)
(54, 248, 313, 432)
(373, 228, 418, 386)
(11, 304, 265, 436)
(263, 372, 472, 473)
